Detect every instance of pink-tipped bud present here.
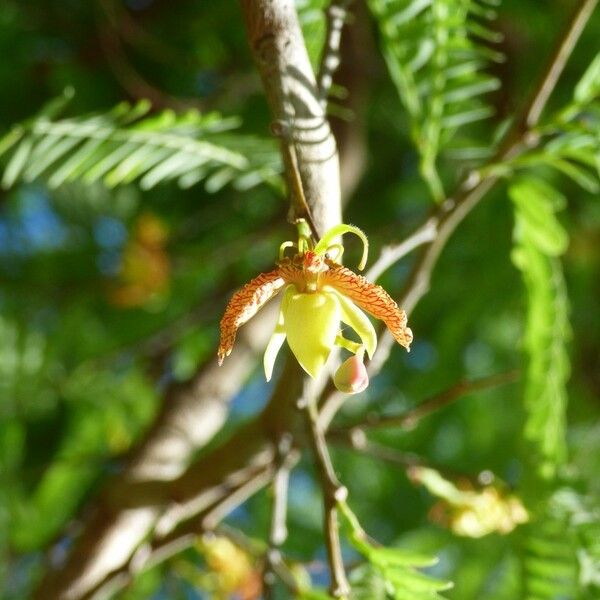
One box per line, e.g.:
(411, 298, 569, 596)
(334, 352, 369, 394)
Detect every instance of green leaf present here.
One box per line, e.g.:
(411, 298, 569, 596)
(339, 502, 452, 599)
(510, 177, 571, 481)
(520, 489, 600, 600)
(574, 52, 600, 105)
(0, 95, 282, 193)
(367, 0, 502, 200)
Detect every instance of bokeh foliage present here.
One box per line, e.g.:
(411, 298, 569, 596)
(0, 0, 599, 598)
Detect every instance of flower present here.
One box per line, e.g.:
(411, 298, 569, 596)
(217, 222, 412, 387)
(410, 466, 529, 538)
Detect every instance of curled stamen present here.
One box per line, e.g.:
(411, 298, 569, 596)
(279, 241, 296, 261)
(314, 224, 369, 270)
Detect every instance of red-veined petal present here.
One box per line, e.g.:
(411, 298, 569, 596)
(218, 269, 286, 364)
(322, 264, 413, 350)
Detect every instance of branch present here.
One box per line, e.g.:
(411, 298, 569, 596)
(334, 370, 520, 434)
(263, 434, 297, 599)
(332, 432, 424, 470)
(300, 386, 350, 598)
(525, 0, 599, 128)
(353, 0, 598, 384)
(241, 0, 341, 232)
(365, 217, 438, 283)
(331, 434, 489, 487)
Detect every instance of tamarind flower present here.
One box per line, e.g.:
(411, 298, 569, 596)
(217, 223, 412, 387)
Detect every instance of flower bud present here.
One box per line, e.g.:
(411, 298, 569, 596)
(334, 352, 369, 394)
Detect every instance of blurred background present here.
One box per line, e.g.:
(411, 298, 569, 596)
(0, 0, 599, 598)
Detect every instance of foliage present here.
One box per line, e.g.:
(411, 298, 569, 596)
(510, 177, 571, 480)
(367, 0, 502, 200)
(0, 92, 281, 193)
(339, 501, 453, 599)
(521, 487, 600, 600)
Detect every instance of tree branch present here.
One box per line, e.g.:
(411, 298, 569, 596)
(241, 0, 341, 232)
(525, 0, 599, 128)
(263, 434, 297, 598)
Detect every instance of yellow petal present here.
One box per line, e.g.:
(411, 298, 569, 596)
(284, 291, 340, 378)
(263, 286, 294, 382)
(327, 288, 377, 359)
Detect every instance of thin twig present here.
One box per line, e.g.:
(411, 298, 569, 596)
(366, 216, 438, 283)
(332, 430, 424, 469)
(271, 119, 321, 240)
(331, 434, 488, 487)
(263, 434, 296, 599)
(317, 0, 354, 109)
(525, 0, 599, 128)
(335, 370, 520, 434)
(300, 387, 350, 598)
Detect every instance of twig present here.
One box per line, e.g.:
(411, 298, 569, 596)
(263, 434, 297, 599)
(525, 0, 599, 128)
(365, 216, 438, 283)
(300, 387, 350, 598)
(317, 0, 354, 109)
(331, 433, 488, 487)
(96, 2, 201, 111)
(335, 370, 520, 434)
(332, 429, 424, 469)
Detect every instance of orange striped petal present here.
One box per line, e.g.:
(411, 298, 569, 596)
(218, 269, 286, 364)
(322, 264, 413, 350)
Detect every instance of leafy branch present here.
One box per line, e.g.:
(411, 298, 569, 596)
(338, 501, 453, 599)
(0, 95, 281, 193)
(511, 178, 571, 481)
(367, 0, 502, 200)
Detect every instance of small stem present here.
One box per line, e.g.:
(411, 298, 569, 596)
(300, 390, 350, 598)
(332, 433, 487, 487)
(333, 431, 424, 470)
(525, 0, 599, 128)
(365, 217, 438, 283)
